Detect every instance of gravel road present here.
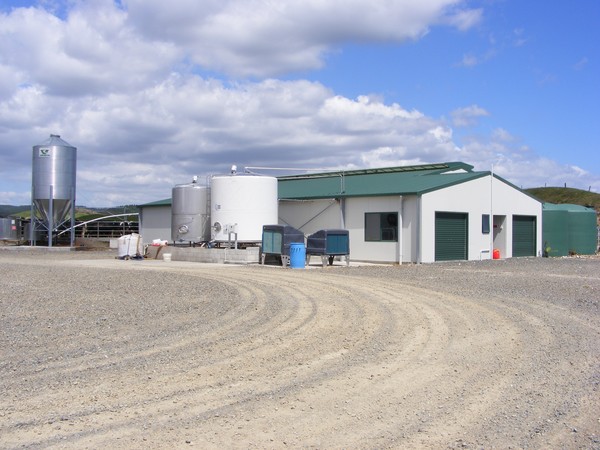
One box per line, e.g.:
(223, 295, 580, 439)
(0, 250, 598, 449)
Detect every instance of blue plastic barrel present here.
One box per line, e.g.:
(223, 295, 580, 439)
(289, 242, 306, 269)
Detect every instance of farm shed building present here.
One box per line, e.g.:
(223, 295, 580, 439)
(138, 162, 543, 263)
(278, 162, 542, 263)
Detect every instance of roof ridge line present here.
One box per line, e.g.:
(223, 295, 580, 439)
(276, 162, 466, 180)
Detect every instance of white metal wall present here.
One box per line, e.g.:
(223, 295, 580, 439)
(420, 176, 542, 263)
(139, 206, 172, 245)
(278, 199, 342, 236)
(401, 196, 418, 263)
(345, 196, 406, 263)
(279, 196, 418, 264)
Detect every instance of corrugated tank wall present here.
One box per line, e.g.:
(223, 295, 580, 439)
(542, 203, 597, 256)
(542, 209, 569, 256)
(568, 210, 597, 254)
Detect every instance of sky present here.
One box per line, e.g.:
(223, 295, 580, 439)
(0, 0, 598, 207)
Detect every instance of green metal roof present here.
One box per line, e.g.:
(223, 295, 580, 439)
(543, 203, 595, 212)
(138, 162, 538, 205)
(277, 162, 488, 199)
(138, 198, 172, 207)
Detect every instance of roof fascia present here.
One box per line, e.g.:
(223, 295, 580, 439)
(138, 198, 172, 207)
(276, 162, 456, 181)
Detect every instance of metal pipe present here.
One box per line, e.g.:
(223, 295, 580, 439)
(56, 213, 139, 236)
(339, 198, 346, 228)
(416, 194, 422, 264)
(228, 231, 238, 250)
(48, 185, 53, 247)
(297, 199, 338, 230)
(70, 186, 76, 247)
(398, 195, 403, 265)
(244, 166, 338, 172)
(29, 195, 35, 246)
(490, 166, 494, 259)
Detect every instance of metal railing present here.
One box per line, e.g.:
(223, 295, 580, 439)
(76, 220, 139, 239)
(56, 213, 139, 239)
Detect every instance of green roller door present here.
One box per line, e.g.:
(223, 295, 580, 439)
(435, 212, 468, 261)
(512, 215, 536, 257)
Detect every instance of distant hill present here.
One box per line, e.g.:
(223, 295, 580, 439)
(525, 187, 600, 212)
(0, 204, 138, 220)
(0, 205, 30, 217)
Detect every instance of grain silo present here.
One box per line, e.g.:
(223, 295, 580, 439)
(30, 134, 77, 246)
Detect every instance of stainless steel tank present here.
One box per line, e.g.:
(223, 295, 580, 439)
(32, 134, 77, 228)
(171, 177, 211, 243)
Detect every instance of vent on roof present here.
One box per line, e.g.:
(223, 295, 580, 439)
(276, 162, 455, 181)
(442, 169, 469, 174)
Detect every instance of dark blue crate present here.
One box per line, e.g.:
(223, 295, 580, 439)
(262, 225, 304, 256)
(306, 229, 349, 256)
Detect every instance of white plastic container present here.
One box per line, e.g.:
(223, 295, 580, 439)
(117, 233, 142, 258)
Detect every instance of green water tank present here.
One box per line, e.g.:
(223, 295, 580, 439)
(542, 203, 597, 256)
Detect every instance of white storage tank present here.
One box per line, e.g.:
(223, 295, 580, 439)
(171, 177, 211, 243)
(211, 172, 278, 243)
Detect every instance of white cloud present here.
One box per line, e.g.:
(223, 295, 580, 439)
(573, 57, 588, 71)
(0, 1, 483, 88)
(0, 4, 180, 97)
(0, 72, 466, 205)
(459, 53, 479, 67)
(3, 69, 599, 205)
(451, 105, 489, 127)
(0, 1, 598, 206)
(457, 48, 497, 68)
(123, 0, 480, 77)
(512, 28, 527, 47)
(491, 128, 513, 142)
(457, 134, 600, 191)
(440, 7, 482, 31)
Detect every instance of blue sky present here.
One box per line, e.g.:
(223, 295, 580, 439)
(0, 0, 598, 207)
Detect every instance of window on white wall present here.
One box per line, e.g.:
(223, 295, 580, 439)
(482, 214, 490, 234)
(365, 212, 398, 242)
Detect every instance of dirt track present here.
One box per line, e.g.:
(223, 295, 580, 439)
(0, 252, 598, 449)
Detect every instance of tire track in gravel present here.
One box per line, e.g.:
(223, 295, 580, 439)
(245, 280, 523, 449)
(30, 270, 400, 450)
(472, 295, 600, 450)
(1, 256, 598, 449)
(0, 267, 269, 382)
(1, 268, 482, 450)
(2, 264, 394, 446)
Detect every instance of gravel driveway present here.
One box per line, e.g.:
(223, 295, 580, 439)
(0, 250, 598, 449)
